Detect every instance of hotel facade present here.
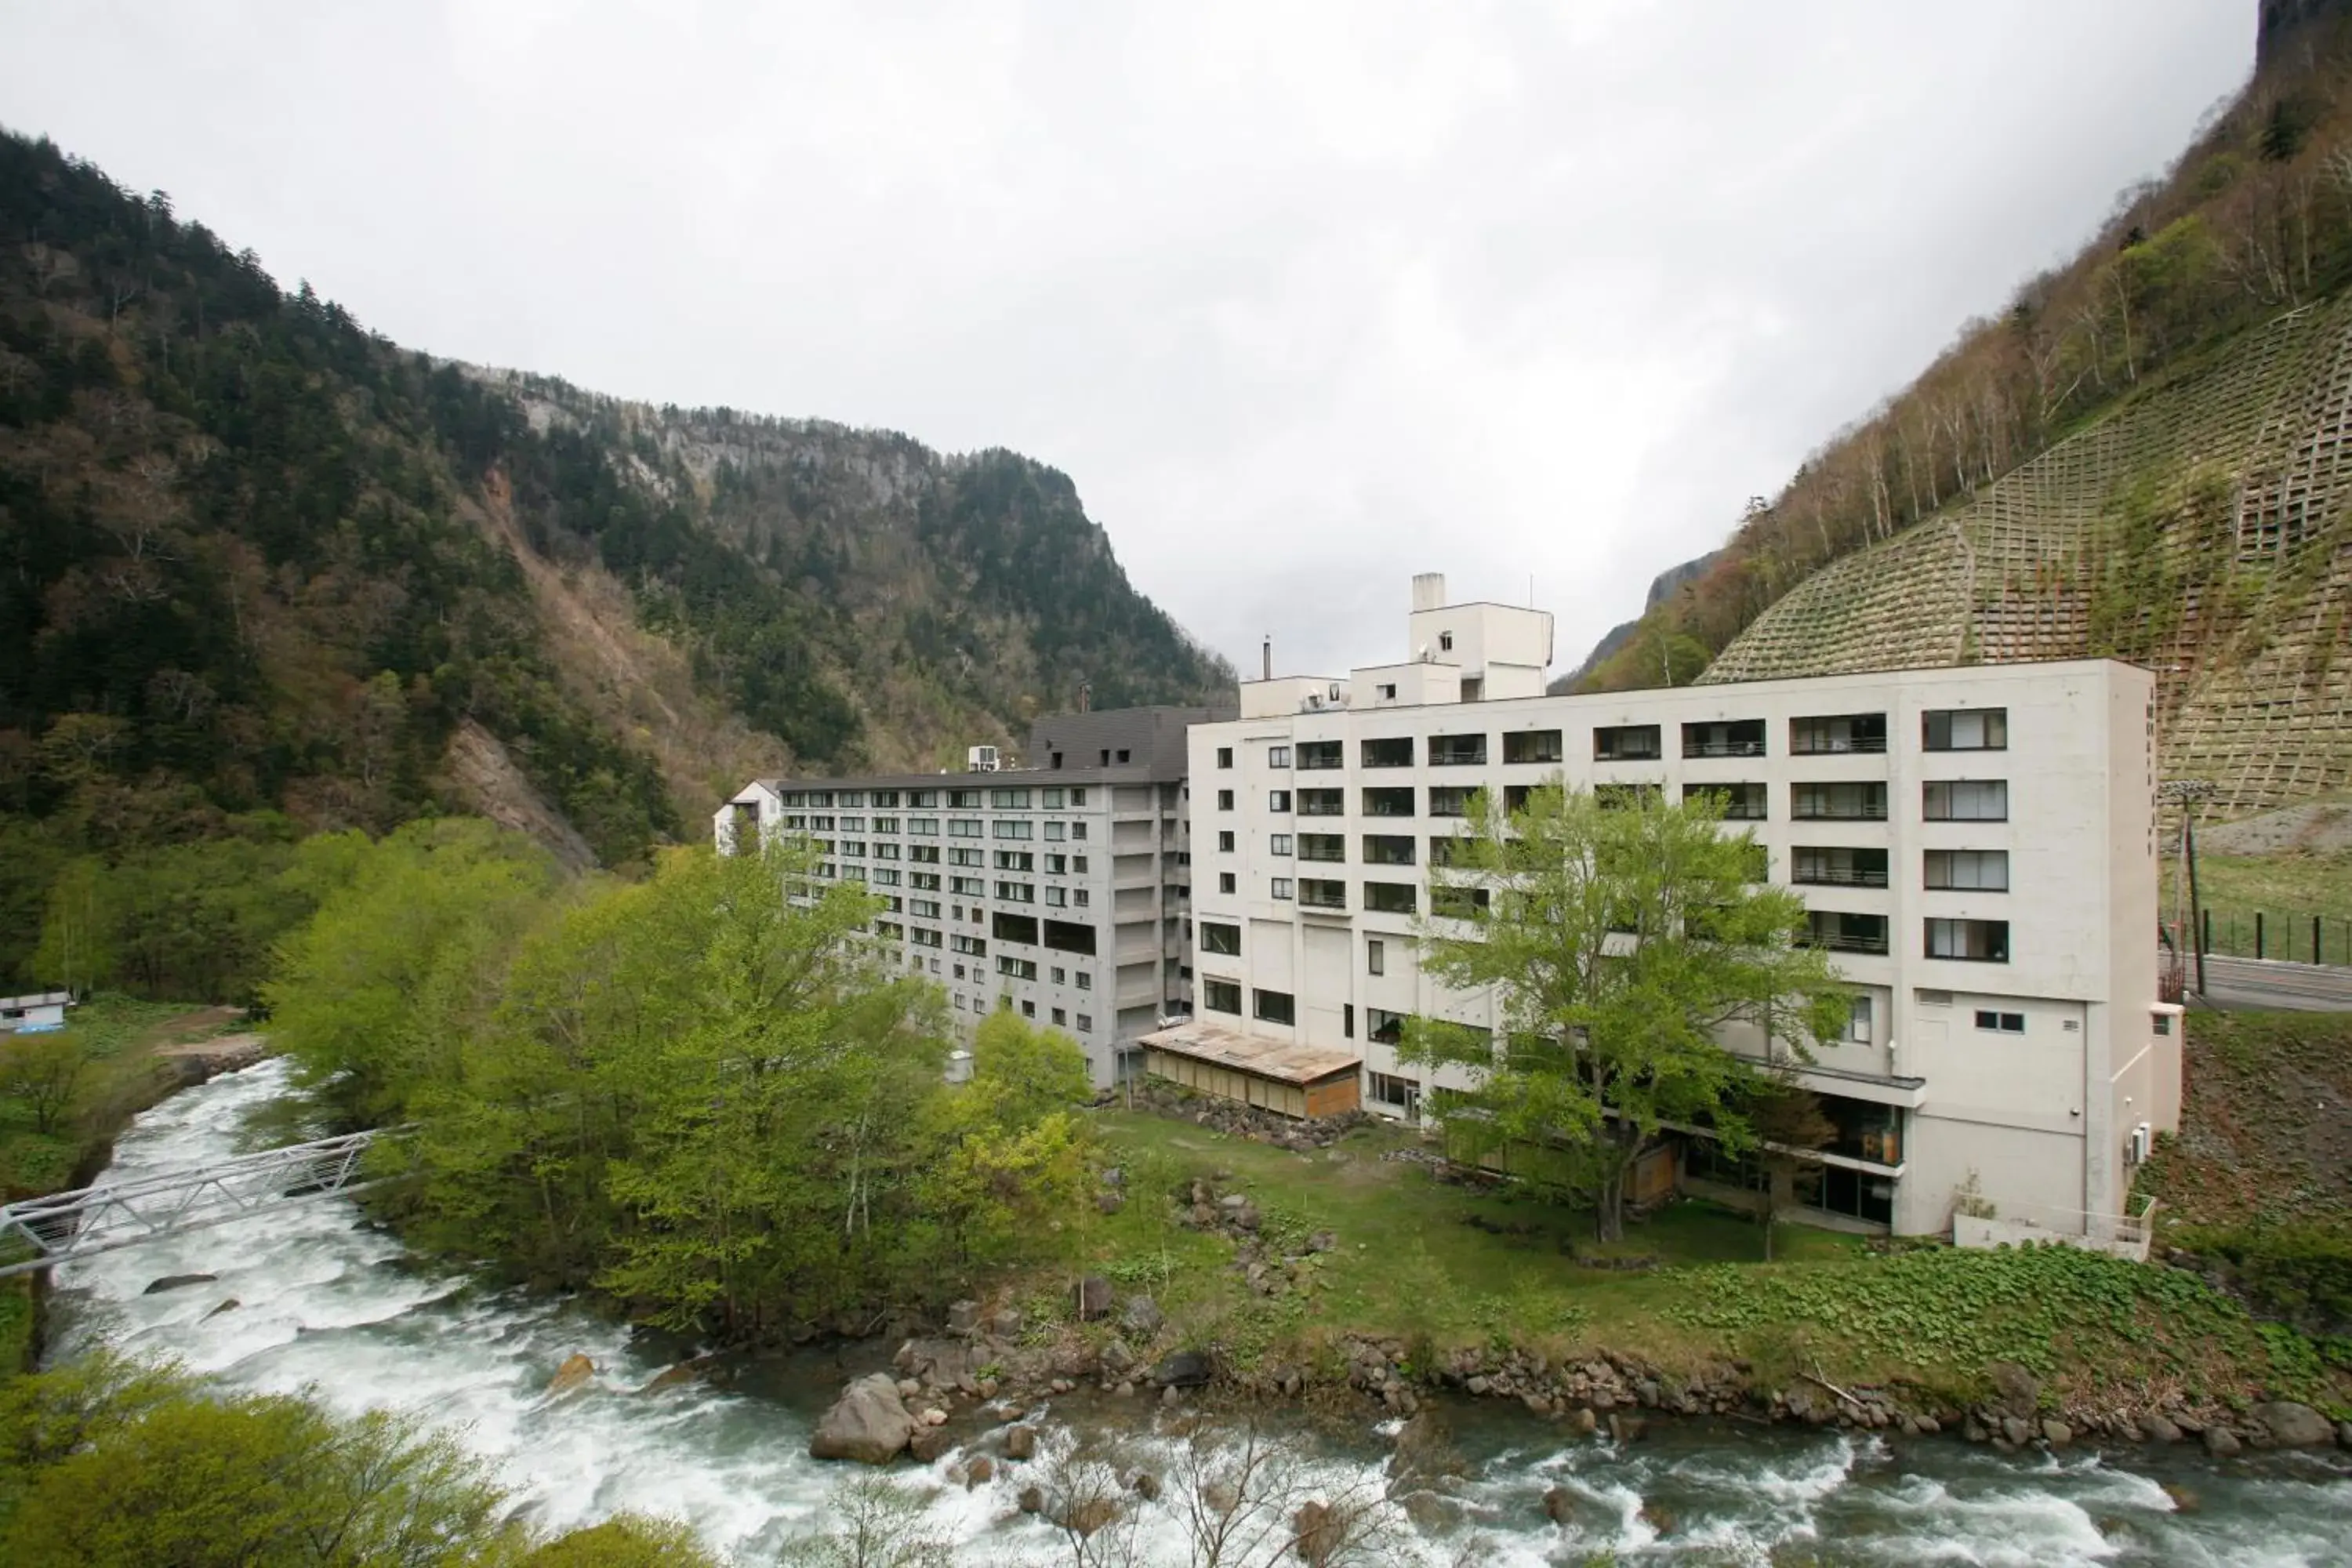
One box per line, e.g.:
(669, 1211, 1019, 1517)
(1150, 575, 2180, 1240)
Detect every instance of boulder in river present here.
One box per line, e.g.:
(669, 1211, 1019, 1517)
(1004, 1423, 1039, 1460)
(2252, 1402, 2333, 1447)
(809, 1373, 918, 1464)
(1292, 1501, 1341, 1567)
(1151, 1349, 1213, 1388)
(200, 1297, 240, 1321)
(546, 1354, 596, 1396)
(143, 1273, 217, 1295)
(908, 1423, 954, 1464)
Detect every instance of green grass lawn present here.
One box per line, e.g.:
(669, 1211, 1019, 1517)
(2, 995, 216, 1374)
(1074, 1104, 2344, 1414)
(2165, 851, 2352, 963)
(1081, 1109, 1860, 1374)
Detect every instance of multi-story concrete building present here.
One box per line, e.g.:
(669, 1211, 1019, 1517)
(715, 706, 1228, 1087)
(1150, 575, 2180, 1240)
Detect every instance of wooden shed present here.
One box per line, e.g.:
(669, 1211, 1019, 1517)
(1139, 1022, 1361, 1120)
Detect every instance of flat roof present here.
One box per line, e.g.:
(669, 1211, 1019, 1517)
(1139, 1020, 1360, 1085)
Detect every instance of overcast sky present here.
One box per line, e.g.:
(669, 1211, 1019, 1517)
(2, 2, 2255, 678)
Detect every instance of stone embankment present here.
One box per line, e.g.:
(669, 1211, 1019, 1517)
(803, 1159, 2352, 1469)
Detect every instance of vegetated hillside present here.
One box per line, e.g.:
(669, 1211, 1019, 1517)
(0, 129, 1229, 985)
(1580, 1, 2352, 799)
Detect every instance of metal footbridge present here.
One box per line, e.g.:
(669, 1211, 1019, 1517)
(0, 1128, 404, 1279)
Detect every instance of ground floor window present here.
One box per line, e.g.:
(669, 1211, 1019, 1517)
(1369, 1072, 1420, 1113)
(1792, 1163, 1896, 1227)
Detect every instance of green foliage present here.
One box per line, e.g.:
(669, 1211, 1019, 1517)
(267, 819, 563, 1127)
(2173, 1223, 2352, 1334)
(966, 1009, 1094, 1129)
(516, 1516, 720, 1568)
(0, 1356, 514, 1566)
(775, 1473, 953, 1568)
(1400, 781, 1849, 1240)
(1662, 1242, 2327, 1403)
(0, 1356, 717, 1566)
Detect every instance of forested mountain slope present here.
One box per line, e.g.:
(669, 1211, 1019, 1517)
(0, 129, 1229, 989)
(1581, 1, 2352, 815)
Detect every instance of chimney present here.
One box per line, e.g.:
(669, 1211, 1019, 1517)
(1411, 572, 1447, 612)
(1261, 636, 1273, 681)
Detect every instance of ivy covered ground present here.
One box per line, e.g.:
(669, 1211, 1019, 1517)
(1080, 1098, 2350, 1420)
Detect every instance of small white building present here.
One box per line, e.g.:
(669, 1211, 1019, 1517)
(1167, 575, 2178, 1243)
(0, 992, 71, 1035)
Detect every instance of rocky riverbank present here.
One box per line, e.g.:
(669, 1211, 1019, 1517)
(797, 1158, 2352, 1473)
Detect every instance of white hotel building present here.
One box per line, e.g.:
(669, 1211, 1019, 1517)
(1152, 575, 2181, 1240)
(716, 706, 1225, 1087)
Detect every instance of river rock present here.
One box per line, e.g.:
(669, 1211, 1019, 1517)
(990, 1308, 1024, 1339)
(1987, 1362, 2039, 1418)
(808, 1373, 919, 1464)
(2202, 1426, 2242, 1458)
(1542, 1485, 1575, 1525)
(1060, 1497, 1123, 1537)
(946, 1299, 982, 1334)
(1004, 1423, 1038, 1460)
(201, 1297, 240, 1321)
(1076, 1275, 1114, 1321)
(1100, 1339, 1136, 1377)
(1609, 1414, 1646, 1445)
(1131, 1470, 1160, 1501)
(143, 1273, 218, 1295)
(967, 1455, 995, 1486)
(547, 1354, 596, 1397)
(1570, 1407, 1599, 1436)
(908, 1424, 953, 1464)
(1293, 1501, 1341, 1567)
(2140, 1413, 2181, 1443)
(2252, 1401, 2334, 1447)
(1018, 1484, 1044, 1514)
(1120, 1295, 1165, 1338)
(637, 1359, 702, 1396)
(1152, 1349, 1213, 1388)
(2042, 1420, 2072, 1446)
(2339, 1420, 2352, 1450)
(2001, 1417, 2033, 1447)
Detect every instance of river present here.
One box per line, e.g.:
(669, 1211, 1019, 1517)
(42, 1059, 2352, 1566)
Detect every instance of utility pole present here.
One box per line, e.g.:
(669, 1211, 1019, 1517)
(2159, 779, 2216, 998)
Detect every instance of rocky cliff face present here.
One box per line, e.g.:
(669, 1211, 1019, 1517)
(0, 129, 1229, 870)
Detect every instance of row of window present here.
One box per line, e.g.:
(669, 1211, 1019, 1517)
(1803, 913, 2011, 961)
(1212, 779, 2010, 823)
(779, 786, 1096, 810)
(1214, 710, 2008, 773)
(948, 987, 1098, 1032)
(784, 815, 1091, 841)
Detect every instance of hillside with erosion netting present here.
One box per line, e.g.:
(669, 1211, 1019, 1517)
(1702, 292, 2352, 824)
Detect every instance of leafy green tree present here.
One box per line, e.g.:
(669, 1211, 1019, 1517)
(967, 1009, 1094, 1128)
(517, 1515, 720, 1567)
(1748, 1076, 1837, 1261)
(266, 819, 562, 1125)
(31, 855, 116, 994)
(0, 1033, 89, 1135)
(1401, 782, 1849, 1241)
(775, 1473, 952, 1568)
(0, 1357, 513, 1567)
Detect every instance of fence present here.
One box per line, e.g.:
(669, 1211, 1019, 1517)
(2198, 910, 2352, 967)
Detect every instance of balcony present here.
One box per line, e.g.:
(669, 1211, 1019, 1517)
(1361, 737, 1414, 769)
(1362, 834, 1416, 866)
(1685, 782, 1767, 821)
(1791, 713, 1888, 755)
(1805, 911, 1891, 955)
(1792, 848, 1889, 888)
(1682, 720, 1766, 758)
(1428, 786, 1476, 818)
(1594, 724, 1663, 762)
(1428, 734, 1487, 767)
(1298, 833, 1345, 863)
(1503, 729, 1563, 765)
(1296, 739, 1344, 771)
(1298, 789, 1345, 816)
(1298, 879, 1348, 911)
(1791, 783, 1886, 822)
(1362, 787, 1416, 818)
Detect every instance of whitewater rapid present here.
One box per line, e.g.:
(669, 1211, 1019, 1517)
(42, 1059, 2352, 1565)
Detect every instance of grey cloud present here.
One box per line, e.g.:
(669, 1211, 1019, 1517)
(0, 1, 2252, 676)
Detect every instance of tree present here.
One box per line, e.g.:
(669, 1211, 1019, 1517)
(968, 1009, 1094, 1128)
(0, 1032, 89, 1135)
(1747, 1076, 1836, 1261)
(774, 1474, 951, 1568)
(1399, 782, 1850, 1241)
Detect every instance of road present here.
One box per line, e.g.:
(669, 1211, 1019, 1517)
(2191, 953, 2352, 1012)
